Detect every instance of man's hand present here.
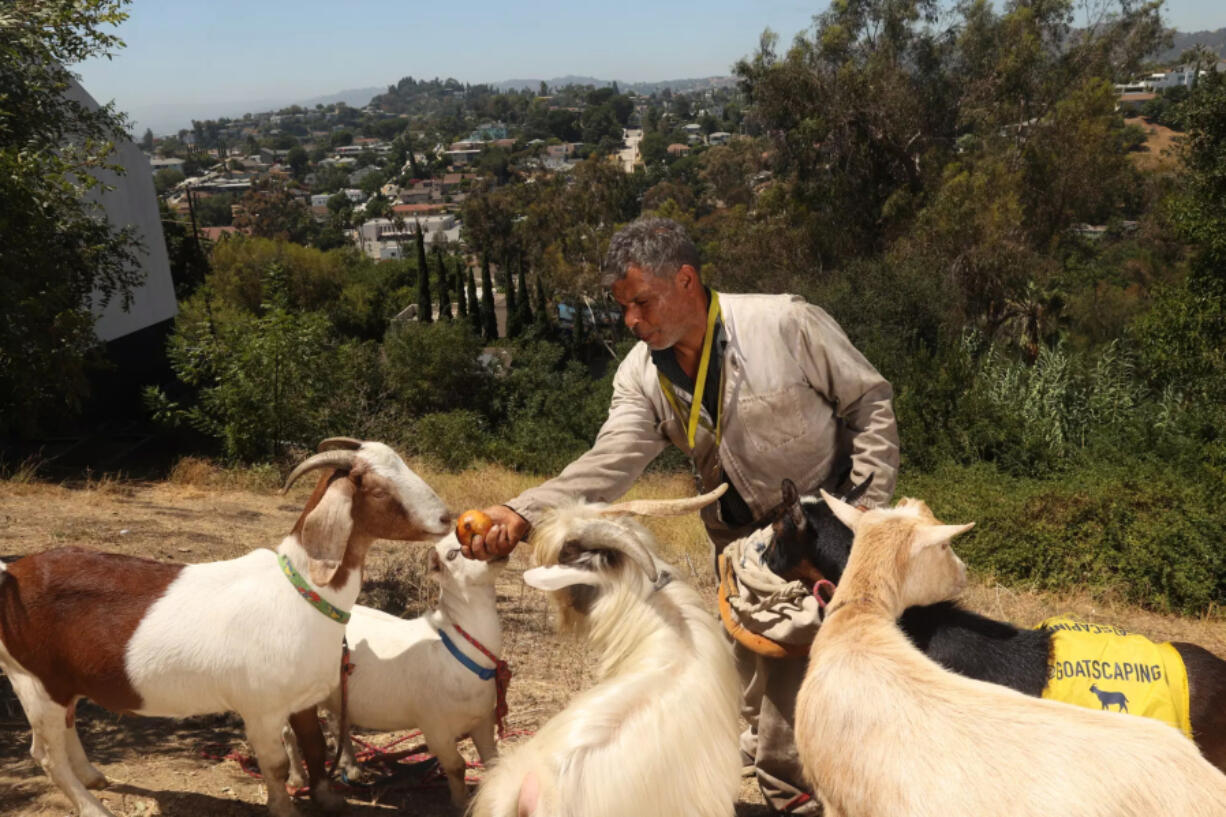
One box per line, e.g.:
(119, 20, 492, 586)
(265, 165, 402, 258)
(462, 505, 530, 560)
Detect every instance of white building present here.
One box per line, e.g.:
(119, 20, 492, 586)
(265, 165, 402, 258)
(66, 79, 176, 343)
(355, 215, 461, 260)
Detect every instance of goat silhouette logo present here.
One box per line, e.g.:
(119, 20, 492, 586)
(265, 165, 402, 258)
(1089, 683, 1129, 713)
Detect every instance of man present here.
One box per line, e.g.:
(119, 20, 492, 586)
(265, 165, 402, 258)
(464, 216, 899, 813)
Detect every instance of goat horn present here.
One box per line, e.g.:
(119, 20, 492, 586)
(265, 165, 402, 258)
(596, 483, 728, 518)
(570, 518, 660, 582)
(282, 450, 358, 493)
(317, 437, 364, 452)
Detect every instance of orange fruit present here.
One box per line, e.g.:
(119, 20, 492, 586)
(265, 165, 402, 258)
(456, 509, 494, 548)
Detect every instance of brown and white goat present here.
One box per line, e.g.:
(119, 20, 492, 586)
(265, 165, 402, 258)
(794, 493, 1226, 817)
(0, 438, 450, 817)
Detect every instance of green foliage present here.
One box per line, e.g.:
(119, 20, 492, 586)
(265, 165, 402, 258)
(484, 340, 616, 473)
(414, 227, 432, 323)
(903, 460, 1226, 614)
(381, 320, 488, 416)
(480, 254, 498, 340)
(154, 167, 185, 193)
(149, 266, 350, 461)
(0, 0, 143, 434)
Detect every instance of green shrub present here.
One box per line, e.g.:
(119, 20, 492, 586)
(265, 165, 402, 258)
(902, 460, 1226, 614)
(381, 320, 490, 416)
(405, 410, 492, 471)
(485, 340, 616, 473)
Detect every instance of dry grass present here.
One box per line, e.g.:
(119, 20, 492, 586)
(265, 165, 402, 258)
(1, 457, 1224, 816)
(1125, 116, 1183, 173)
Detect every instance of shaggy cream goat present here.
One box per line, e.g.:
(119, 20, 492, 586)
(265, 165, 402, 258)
(794, 492, 1226, 817)
(0, 438, 450, 817)
(470, 486, 741, 817)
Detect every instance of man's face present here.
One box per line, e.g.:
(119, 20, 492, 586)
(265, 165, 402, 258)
(610, 265, 690, 350)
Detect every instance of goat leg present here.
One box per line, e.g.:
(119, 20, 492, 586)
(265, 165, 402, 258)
(247, 713, 304, 817)
(287, 706, 346, 813)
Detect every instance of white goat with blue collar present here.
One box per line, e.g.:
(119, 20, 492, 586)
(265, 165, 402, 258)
(285, 532, 506, 807)
(471, 486, 741, 817)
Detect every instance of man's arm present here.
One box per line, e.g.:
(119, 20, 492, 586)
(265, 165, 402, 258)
(464, 348, 670, 559)
(789, 303, 900, 507)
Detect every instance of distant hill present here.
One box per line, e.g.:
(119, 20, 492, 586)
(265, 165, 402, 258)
(131, 86, 383, 137)
(493, 75, 738, 95)
(1155, 27, 1226, 64)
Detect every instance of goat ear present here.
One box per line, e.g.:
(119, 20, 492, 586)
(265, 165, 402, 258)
(523, 565, 601, 592)
(843, 472, 874, 505)
(910, 522, 975, 554)
(820, 489, 863, 531)
(300, 475, 355, 585)
(780, 478, 799, 507)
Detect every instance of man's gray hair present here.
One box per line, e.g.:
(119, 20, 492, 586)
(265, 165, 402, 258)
(602, 217, 701, 286)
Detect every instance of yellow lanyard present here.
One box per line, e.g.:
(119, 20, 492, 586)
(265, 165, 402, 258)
(658, 291, 722, 449)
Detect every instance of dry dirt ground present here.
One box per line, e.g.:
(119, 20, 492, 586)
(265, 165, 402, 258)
(1125, 115, 1182, 172)
(2, 461, 1224, 817)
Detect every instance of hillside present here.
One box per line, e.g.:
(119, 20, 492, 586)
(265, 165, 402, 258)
(1155, 26, 1226, 63)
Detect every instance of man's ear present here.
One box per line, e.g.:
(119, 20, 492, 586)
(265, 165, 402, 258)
(300, 475, 355, 585)
(675, 263, 699, 291)
(523, 565, 601, 592)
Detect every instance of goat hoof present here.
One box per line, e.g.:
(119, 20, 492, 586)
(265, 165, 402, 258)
(82, 768, 109, 789)
(312, 781, 346, 814)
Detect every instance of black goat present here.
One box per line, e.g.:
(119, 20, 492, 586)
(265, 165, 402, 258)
(763, 477, 1226, 771)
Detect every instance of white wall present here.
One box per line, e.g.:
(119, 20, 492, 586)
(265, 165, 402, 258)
(66, 79, 177, 343)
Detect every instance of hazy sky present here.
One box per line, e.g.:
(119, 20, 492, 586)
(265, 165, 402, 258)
(76, 0, 1225, 133)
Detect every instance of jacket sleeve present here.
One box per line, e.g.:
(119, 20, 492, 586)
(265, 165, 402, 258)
(787, 301, 900, 507)
(505, 349, 670, 528)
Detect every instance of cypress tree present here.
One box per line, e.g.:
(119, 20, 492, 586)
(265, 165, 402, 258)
(414, 222, 432, 323)
(534, 274, 550, 326)
(480, 252, 498, 341)
(515, 256, 533, 329)
(435, 246, 452, 320)
(504, 253, 519, 338)
(570, 298, 587, 359)
(467, 264, 482, 335)
(455, 255, 469, 317)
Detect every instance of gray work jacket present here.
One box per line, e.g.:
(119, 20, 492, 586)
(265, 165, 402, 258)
(506, 292, 900, 547)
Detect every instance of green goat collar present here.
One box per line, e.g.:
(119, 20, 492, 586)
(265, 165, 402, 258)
(278, 553, 351, 625)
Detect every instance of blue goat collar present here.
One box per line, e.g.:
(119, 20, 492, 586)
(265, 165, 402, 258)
(438, 628, 495, 681)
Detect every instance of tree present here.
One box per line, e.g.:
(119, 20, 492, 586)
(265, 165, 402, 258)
(435, 246, 452, 320)
(504, 254, 520, 338)
(466, 264, 482, 335)
(456, 256, 469, 317)
(515, 257, 534, 330)
(233, 179, 312, 244)
(534, 274, 550, 327)
(286, 145, 308, 179)
(140, 127, 154, 152)
(480, 253, 498, 340)
(0, 0, 143, 434)
(415, 223, 432, 323)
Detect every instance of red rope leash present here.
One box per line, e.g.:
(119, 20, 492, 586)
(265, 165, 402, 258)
(812, 579, 837, 610)
(452, 622, 512, 739)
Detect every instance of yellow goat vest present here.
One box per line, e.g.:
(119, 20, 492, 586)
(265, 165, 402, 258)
(1038, 615, 1192, 739)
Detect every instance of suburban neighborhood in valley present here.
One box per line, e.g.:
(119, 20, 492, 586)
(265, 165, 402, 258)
(148, 76, 739, 267)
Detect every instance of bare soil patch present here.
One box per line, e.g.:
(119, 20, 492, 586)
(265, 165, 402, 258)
(2, 464, 1223, 816)
(1125, 116, 1183, 172)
